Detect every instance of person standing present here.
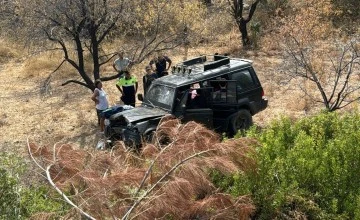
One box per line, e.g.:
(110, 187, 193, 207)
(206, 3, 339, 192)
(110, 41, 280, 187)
(149, 53, 172, 78)
(91, 79, 109, 133)
(142, 65, 158, 96)
(113, 51, 133, 79)
(116, 71, 138, 107)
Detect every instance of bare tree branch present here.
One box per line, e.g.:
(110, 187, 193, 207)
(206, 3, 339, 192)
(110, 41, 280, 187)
(27, 139, 96, 219)
(61, 79, 92, 89)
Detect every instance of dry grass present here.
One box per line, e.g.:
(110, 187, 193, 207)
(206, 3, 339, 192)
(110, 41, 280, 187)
(0, 39, 20, 63)
(27, 117, 257, 219)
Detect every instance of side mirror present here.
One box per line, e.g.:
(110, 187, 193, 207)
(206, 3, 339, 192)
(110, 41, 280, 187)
(137, 93, 144, 102)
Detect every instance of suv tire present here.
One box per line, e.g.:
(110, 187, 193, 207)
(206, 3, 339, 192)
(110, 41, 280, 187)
(229, 109, 253, 136)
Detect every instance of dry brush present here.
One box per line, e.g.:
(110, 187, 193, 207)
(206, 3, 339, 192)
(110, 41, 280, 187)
(28, 117, 257, 219)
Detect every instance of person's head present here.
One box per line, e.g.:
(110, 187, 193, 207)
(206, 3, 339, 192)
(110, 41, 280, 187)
(117, 51, 124, 59)
(157, 52, 164, 60)
(95, 79, 102, 89)
(124, 70, 131, 79)
(145, 65, 152, 74)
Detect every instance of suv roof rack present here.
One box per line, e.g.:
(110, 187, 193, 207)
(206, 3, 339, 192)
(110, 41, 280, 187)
(204, 55, 229, 71)
(173, 55, 230, 75)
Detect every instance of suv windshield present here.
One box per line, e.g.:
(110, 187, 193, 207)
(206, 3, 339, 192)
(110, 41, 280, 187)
(145, 84, 175, 110)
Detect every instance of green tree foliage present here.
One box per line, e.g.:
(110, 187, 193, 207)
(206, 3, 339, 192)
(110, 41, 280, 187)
(0, 152, 69, 219)
(212, 111, 360, 219)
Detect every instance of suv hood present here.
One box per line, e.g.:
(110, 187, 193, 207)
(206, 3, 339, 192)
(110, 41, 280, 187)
(110, 106, 168, 123)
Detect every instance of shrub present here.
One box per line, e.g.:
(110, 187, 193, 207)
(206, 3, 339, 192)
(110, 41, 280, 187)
(213, 111, 360, 219)
(0, 152, 69, 219)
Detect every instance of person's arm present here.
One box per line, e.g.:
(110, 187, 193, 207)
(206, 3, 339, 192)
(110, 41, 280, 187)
(143, 76, 147, 90)
(128, 58, 134, 69)
(165, 56, 172, 70)
(91, 89, 99, 104)
(113, 60, 118, 72)
(116, 84, 124, 95)
(149, 59, 155, 71)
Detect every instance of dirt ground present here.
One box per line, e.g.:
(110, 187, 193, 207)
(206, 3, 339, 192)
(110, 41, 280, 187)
(0, 46, 337, 155)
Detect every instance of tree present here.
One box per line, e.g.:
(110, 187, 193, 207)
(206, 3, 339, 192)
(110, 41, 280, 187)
(228, 0, 260, 47)
(17, 0, 127, 91)
(283, 37, 359, 111)
(279, 0, 360, 111)
(115, 0, 205, 66)
(3, 0, 202, 91)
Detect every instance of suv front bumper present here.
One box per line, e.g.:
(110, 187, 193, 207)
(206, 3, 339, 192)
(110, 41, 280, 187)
(105, 125, 142, 147)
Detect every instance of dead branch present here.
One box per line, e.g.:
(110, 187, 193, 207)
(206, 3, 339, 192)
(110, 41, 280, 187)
(41, 60, 66, 96)
(122, 148, 216, 220)
(45, 164, 96, 220)
(133, 142, 173, 199)
(26, 138, 46, 173)
(27, 138, 96, 220)
(61, 79, 92, 89)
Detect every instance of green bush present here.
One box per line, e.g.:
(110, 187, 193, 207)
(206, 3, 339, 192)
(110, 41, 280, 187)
(212, 111, 360, 219)
(0, 152, 69, 219)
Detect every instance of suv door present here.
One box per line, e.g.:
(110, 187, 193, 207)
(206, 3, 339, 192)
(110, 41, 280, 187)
(229, 67, 265, 113)
(173, 87, 213, 128)
(229, 67, 261, 101)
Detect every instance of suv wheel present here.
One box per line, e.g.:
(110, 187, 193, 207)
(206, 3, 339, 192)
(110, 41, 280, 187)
(144, 130, 156, 143)
(229, 109, 253, 136)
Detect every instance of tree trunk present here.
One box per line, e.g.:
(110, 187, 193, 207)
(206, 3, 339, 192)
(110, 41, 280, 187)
(231, 0, 260, 47)
(237, 18, 250, 46)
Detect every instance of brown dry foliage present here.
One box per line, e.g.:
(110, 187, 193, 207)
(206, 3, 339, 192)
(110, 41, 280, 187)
(28, 117, 257, 219)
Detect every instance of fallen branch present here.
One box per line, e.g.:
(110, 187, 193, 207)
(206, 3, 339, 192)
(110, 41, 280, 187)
(45, 164, 96, 220)
(27, 138, 96, 220)
(122, 148, 216, 220)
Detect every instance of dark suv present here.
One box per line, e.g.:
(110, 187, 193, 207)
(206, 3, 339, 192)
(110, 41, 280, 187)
(105, 55, 267, 146)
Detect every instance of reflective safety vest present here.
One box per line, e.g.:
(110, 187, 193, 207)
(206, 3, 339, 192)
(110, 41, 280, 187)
(116, 76, 137, 87)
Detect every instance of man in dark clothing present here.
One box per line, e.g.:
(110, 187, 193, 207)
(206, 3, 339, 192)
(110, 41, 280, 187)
(142, 65, 158, 96)
(149, 53, 172, 77)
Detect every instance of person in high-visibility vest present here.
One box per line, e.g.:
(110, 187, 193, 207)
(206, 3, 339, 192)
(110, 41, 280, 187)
(116, 71, 138, 107)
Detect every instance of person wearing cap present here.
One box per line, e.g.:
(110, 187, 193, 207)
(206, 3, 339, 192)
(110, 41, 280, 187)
(116, 71, 138, 107)
(142, 65, 158, 96)
(91, 79, 109, 133)
(113, 51, 133, 79)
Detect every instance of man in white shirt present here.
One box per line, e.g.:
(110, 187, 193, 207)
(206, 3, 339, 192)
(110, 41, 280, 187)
(113, 51, 133, 78)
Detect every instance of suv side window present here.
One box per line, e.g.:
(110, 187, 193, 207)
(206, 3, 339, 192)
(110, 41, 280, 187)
(209, 80, 237, 103)
(230, 69, 255, 91)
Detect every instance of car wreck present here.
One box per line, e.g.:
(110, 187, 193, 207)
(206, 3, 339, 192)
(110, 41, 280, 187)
(105, 54, 268, 147)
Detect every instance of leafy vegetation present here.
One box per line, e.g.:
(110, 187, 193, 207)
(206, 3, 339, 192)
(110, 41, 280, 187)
(0, 0, 359, 219)
(0, 152, 69, 219)
(212, 111, 360, 219)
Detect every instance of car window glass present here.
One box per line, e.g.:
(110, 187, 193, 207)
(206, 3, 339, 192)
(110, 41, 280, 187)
(210, 80, 237, 103)
(230, 69, 254, 90)
(147, 85, 175, 108)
